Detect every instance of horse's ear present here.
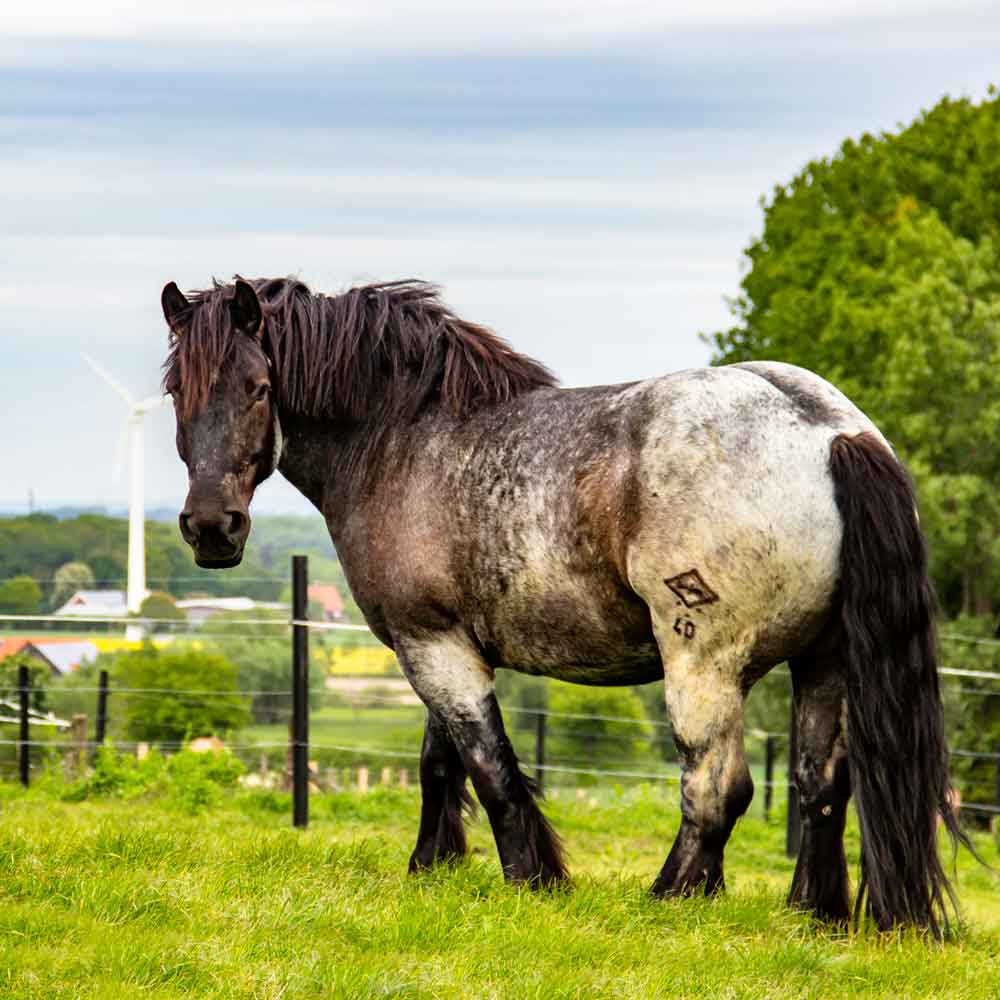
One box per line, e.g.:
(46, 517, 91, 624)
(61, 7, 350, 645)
(230, 279, 263, 337)
(161, 281, 189, 330)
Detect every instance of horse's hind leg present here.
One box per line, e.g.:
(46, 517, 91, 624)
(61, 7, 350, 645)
(409, 710, 472, 872)
(787, 646, 851, 923)
(650, 644, 754, 897)
(397, 630, 567, 886)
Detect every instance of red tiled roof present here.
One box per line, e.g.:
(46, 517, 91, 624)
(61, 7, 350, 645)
(0, 636, 82, 660)
(308, 584, 344, 618)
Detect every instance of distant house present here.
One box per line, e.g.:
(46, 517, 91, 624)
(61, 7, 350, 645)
(0, 637, 99, 675)
(308, 584, 345, 621)
(175, 596, 288, 627)
(54, 589, 131, 619)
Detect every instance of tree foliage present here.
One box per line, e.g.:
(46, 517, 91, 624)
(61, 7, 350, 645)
(0, 653, 50, 712)
(50, 561, 95, 610)
(138, 591, 184, 622)
(547, 683, 649, 769)
(0, 575, 42, 614)
(706, 89, 1000, 614)
(108, 645, 250, 746)
(203, 615, 326, 724)
(0, 512, 363, 620)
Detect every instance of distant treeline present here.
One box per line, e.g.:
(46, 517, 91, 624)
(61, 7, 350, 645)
(0, 512, 356, 611)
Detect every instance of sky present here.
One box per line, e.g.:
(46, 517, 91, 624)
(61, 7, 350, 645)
(2, 1, 998, 515)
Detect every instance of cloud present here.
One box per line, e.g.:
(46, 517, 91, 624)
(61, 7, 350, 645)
(1, 1, 998, 508)
(0, 0, 989, 49)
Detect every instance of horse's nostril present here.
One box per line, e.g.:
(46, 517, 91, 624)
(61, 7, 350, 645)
(226, 510, 247, 537)
(179, 511, 194, 540)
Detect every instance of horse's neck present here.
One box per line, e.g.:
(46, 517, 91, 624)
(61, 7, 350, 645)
(275, 412, 353, 525)
(274, 410, 418, 539)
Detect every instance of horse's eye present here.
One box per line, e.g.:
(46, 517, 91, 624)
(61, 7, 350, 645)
(251, 383, 270, 402)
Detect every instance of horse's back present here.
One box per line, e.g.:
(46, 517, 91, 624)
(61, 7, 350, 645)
(381, 362, 879, 681)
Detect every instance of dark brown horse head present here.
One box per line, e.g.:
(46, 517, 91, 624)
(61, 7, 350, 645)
(160, 279, 280, 568)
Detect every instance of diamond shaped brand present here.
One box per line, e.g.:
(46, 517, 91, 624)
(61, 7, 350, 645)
(664, 569, 719, 608)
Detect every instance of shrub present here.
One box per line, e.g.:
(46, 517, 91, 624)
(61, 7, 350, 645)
(138, 591, 184, 623)
(58, 745, 245, 815)
(86, 743, 167, 798)
(113, 645, 250, 746)
(166, 749, 245, 814)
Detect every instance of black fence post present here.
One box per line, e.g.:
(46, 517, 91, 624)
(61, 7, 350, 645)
(535, 711, 547, 793)
(292, 555, 309, 829)
(95, 669, 109, 747)
(18, 664, 29, 788)
(786, 700, 800, 857)
(764, 734, 776, 822)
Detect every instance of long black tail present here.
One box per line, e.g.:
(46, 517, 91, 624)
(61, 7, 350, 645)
(829, 431, 965, 936)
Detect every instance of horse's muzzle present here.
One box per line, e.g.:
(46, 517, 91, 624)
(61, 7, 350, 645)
(179, 504, 250, 568)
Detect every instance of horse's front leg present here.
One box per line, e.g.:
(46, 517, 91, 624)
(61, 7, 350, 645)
(651, 646, 754, 897)
(396, 629, 567, 886)
(409, 709, 472, 872)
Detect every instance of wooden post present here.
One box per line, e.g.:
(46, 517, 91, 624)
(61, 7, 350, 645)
(71, 714, 87, 774)
(399, 768, 409, 790)
(95, 669, 109, 746)
(380, 766, 392, 786)
(358, 766, 369, 793)
(786, 701, 800, 858)
(282, 717, 293, 791)
(291, 554, 309, 829)
(535, 711, 546, 794)
(764, 735, 776, 822)
(17, 664, 29, 788)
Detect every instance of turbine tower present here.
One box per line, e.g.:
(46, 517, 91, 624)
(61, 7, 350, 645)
(83, 355, 171, 619)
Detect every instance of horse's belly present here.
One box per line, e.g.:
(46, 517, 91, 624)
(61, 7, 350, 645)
(475, 585, 662, 686)
(517, 653, 664, 686)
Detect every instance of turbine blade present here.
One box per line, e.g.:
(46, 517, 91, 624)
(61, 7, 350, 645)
(135, 393, 170, 414)
(82, 353, 135, 408)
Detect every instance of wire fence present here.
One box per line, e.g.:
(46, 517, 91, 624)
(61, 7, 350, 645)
(4, 593, 1000, 832)
(4, 672, 1000, 819)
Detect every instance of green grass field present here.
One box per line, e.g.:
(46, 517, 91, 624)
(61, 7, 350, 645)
(1, 781, 999, 999)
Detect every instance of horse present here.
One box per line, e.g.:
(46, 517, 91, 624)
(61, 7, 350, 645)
(159, 275, 965, 935)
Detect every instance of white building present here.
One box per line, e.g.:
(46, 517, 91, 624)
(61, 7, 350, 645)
(175, 597, 288, 627)
(54, 589, 133, 619)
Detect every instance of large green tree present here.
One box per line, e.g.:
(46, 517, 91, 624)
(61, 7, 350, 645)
(706, 89, 1000, 614)
(109, 646, 250, 746)
(0, 575, 42, 615)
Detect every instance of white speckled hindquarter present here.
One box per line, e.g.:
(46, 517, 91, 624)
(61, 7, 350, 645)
(621, 363, 881, 755)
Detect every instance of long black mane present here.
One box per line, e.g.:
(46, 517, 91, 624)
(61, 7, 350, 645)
(163, 277, 557, 424)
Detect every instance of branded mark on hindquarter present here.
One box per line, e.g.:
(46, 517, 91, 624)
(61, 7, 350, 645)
(664, 569, 719, 608)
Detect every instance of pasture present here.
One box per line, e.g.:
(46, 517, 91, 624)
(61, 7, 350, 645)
(1, 782, 998, 999)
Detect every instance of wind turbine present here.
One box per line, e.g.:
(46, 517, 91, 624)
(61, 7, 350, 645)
(83, 355, 172, 622)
